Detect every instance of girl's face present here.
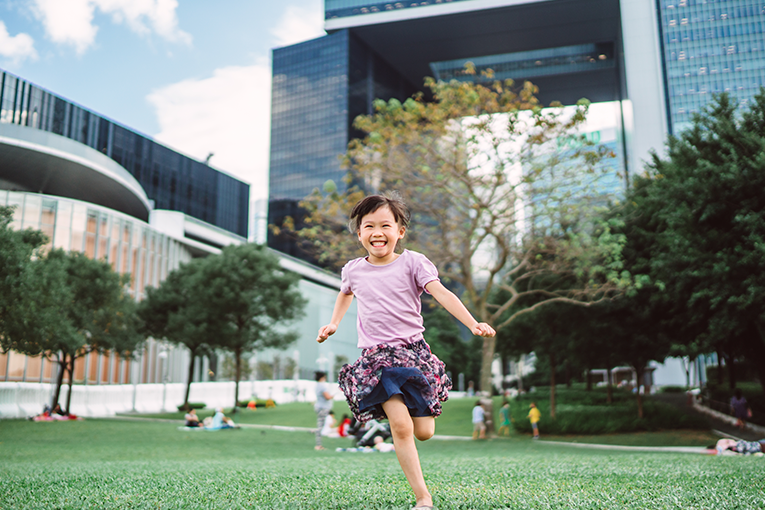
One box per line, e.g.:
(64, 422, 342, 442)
(357, 205, 405, 265)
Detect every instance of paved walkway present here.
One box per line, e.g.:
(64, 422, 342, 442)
(653, 393, 763, 441)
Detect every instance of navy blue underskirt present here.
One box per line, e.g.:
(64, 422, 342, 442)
(359, 366, 432, 418)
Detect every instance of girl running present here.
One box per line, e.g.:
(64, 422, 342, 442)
(317, 193, 495, 510)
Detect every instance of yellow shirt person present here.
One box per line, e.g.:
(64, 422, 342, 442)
(528, 403, 541, 439)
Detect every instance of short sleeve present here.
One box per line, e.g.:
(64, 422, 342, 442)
(413, 252, 439, 293)
(340, 263, 353, 295)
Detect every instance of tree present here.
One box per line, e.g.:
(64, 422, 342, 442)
(6, 249, 142, 413)
(139, 258, 213, 409)
(422, 307, 481, 385)
(632, 90, 765, 395)
(199, 244, 306, 409)
(283, 72, 630, 395)
(0, 206, 49, 348)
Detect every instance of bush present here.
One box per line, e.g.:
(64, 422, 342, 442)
(176, 402, 205, 411)
(660, 385, 687, 393)
(236, 399, 276, 408)
(508, 387, 708, 435)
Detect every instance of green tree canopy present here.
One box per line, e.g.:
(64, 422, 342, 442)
(199, 244, 306, 409)
(632, 89, 765, 394)
(6, 249, 142, 413)
(140, 245, 307, 410)
(139, 258, 213, 408)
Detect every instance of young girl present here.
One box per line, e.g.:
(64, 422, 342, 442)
(317, 193, 495, 510)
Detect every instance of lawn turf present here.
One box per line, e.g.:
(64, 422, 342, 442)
(1, 418, 763, 509)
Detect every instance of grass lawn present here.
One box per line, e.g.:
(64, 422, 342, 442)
(2, 402, 763, 509)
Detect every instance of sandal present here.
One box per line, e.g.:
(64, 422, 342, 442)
(412, 506, 437, 510)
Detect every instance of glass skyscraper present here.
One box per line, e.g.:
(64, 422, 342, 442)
(275, 0, 765, 260)
(655, 0, 765, 133)
(269, 30, 415, 257)
(0, 70, 250, 237)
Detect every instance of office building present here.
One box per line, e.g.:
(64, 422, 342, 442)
(0, 70, 359, 396)
(0, 70, 249, 237)
(269, 0, 765, 259)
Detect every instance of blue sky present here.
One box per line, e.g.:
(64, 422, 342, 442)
(0, 0, 325, 199)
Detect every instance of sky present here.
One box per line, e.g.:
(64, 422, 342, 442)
(0, 0, 326, 202)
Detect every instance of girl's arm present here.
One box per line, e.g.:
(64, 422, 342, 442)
(316, 291, 355, 343)
(425, 280, 495, 337)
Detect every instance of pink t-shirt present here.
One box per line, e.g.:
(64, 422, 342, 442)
(340, 250, 440, 349)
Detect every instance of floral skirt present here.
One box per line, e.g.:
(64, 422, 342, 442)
(338, 340, 452, 423)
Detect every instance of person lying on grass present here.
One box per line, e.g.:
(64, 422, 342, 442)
(705, 438, 765, 456)
(317, 192, 495, 510)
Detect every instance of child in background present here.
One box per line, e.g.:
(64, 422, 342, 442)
(317, 193, 495, 510)
(528, 402, 541, 439)
(497, 400, 511, 436)
(472, 400, 486, 440)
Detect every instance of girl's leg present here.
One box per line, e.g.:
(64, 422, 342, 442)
(412, 416, 435, 441)
(382, 395, 432, 508)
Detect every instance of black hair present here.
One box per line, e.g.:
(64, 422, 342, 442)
(314, 371, 327, 381)
(348, 192, 410, 233)
(734, 388, 743, 399)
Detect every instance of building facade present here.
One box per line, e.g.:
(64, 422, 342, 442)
(269, 0, 765, 258)
(0, 69, 249, 237)
(655, 0, 765, 133)
(0, 72, 360, 394)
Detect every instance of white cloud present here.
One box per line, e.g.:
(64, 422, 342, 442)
(31, 0, 190, 55)
(271, 1, 324, 48)
(0, 20, 37, 62)
(147, 64, 272, 200)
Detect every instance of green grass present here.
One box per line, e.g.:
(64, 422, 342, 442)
(2, 404, 763, 509)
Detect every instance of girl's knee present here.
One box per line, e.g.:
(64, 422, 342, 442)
(413, 417, 435, 441)
(414, 428, 434, 441)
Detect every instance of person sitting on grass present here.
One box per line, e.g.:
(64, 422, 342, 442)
(184, 408, 202, 427)
(528, 402, 541, 440)
(205, 408, 236, 430)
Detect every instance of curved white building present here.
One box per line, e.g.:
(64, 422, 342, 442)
(0, 71, 359, 407)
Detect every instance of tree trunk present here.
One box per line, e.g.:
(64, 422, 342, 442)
(565, 364, 572, 388)
(683, 357, 691, 388)
(606, 367, 613, 404)
(50, 353, 66, 411)
(479, 336, 496, 396)
(635, 366, 644, 419)
(517, 356, 524, 393)
(65, 356, 75, 415)
(183, 349, 196, 411)
(549, 351, 557, 419)
(716, 348, 724, 385)
(233, 349, 242, 412)
(727, 353, 736, 390)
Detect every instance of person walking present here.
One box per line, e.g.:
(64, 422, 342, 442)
(730, 388, 751, 431)
(497, 400, 511, 436)
(472, 400, 487, 440)
(314, 371, 333, 450)
(316, 193, 495, 510)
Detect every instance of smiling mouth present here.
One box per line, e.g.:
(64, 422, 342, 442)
(370, 241, 386, 247)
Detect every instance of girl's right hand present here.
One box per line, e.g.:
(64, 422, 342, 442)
(317, 324, 337, 343)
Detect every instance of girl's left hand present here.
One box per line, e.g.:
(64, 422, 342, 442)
(472, 323, 496, 337)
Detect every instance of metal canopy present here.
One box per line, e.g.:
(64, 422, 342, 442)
(344, 0, 624, 105)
